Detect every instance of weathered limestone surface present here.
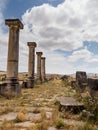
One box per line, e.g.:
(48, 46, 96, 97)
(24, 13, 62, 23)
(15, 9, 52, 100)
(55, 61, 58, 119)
(57, 97, 84, 113)
(36, 52, 43, 84)
(27, 42, 37, 88)
(88, 78, 98, 99)
(0, 19, 23, 97)
(41, 57, 46, 82)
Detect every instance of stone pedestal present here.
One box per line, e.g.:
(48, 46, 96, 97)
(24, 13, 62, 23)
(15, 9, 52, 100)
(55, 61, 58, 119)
(36, 52, 43, 84)
(27, 42, 37, 88)
(88, 78, 98, 99)
(41, 57, 46, 82)
(0, 19, 23, 97)
(0, 78, 21, 97)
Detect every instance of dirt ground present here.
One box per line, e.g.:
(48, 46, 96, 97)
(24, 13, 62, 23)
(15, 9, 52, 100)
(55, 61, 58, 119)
(0, 79, 98, 130)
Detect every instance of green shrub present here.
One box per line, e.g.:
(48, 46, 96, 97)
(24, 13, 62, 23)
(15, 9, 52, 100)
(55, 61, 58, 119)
(55, 118, 64, 129)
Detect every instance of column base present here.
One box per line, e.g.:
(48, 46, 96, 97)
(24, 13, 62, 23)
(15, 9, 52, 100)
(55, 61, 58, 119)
(0, 78, 21, 98)
(42, 78, 47, 83)
(35, 78, 42, 85)
(27, 77, 34, 88)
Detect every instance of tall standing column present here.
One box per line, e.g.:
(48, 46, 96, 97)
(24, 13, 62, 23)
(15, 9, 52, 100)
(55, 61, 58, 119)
(41, 57, 46, 82)
(27, 42, 37, 88)
(36, 52, 43, 83)
(1, 19, 23, 97)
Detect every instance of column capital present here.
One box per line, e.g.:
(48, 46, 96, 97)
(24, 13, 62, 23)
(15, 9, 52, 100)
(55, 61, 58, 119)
(36, 52, 43, 56)
(41, 57, 46, 60)
(5, 19, 23, 29)
(27, 42, 37, 48)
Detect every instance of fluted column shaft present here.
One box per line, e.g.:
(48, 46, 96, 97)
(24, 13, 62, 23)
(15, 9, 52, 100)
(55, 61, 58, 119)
(27, 42, 37, 88)
(36, 52, 43, 82)
(41, 57, 46, 82)
(6, 19, 23, 79)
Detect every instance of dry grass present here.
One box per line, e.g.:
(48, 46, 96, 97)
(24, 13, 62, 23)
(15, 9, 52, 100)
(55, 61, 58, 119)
(15, 112, 27, 122)
(0, 106, 13, 115)
(0, 120, 19, 130)
(0, 78, 98, 129)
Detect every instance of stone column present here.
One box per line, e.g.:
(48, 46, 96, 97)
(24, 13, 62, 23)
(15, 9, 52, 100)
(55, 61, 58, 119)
(27, 42, 37, 88)
(36, 52, 43, 83)
(1, 19, 23, 97)
(41, 57, 46, 82)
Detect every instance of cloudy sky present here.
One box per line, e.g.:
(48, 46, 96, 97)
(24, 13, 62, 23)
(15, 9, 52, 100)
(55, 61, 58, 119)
(0, 0, 98, 74)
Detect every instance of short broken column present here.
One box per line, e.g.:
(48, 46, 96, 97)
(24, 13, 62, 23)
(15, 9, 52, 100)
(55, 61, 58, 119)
(88, 78, 98, 99)
(36, 52, 43, 83)
(41, 57, 46, 82)
(27, 42, 37, 88)
(0, 19, 23, 97)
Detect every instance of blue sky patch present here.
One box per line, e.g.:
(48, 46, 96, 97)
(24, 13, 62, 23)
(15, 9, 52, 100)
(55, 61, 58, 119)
(4, 0, 64, 19)
(84, 41, 98, 55)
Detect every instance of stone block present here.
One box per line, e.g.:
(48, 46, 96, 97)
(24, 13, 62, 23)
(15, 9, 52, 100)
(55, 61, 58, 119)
(88, 78, 98, 90)
(0, 81, 21, 97)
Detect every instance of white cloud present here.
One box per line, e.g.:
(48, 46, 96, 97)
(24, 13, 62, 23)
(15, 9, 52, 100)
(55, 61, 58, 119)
(43, 51, 74, 74)
(68, 48, 93, 62)
(68, 47, 98, 71)
(22, 2, 84, 51)
(21, 0, 98, 52)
